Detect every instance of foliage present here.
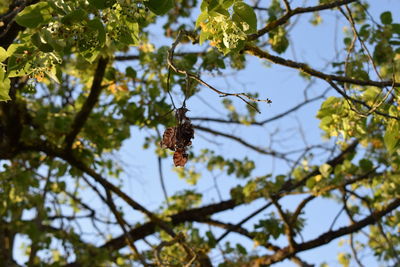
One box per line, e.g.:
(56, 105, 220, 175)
(0, 0, 399, 266)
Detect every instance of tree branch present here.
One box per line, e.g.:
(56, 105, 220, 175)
(193, 124, 290, 160)
(64, 57, 109, 149)
(248, 0, 358, 40)
(191, 90, 327, 126)
(0, 0, 39, 49)
(250, 198, 400, 266)
(168, 30, 271, 113)
(244, 44, 400, 88)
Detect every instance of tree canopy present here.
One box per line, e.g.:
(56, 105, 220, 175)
(0, 0, 399, 266)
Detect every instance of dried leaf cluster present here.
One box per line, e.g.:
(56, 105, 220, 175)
(160, 108, 194, 167)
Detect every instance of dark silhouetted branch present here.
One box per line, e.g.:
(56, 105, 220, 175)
(250, 198, 400, 266)
(64, 57, 109, 149)
(193, 124, 289, 160)
(244, 44, 400, 88)
(249, 0, 358, 40)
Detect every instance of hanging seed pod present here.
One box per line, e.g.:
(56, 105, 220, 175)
(160, 107, 194, 167)
(161, 127, 176, 151)
(179, 121, 194, 147)
(173, 149, 188, 167)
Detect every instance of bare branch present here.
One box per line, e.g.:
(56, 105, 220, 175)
(249, 0, 358, 40)
(193, 124, 290, 161)
(244, 44, 400, 88)
(350, 233, 365, 267)
(168, 31, 271, 113)
(64, 57, 109, 149)
(191, 90, 327, 126)
(272, 198, 297, 249)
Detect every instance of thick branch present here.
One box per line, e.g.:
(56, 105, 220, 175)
(250, 198, 400, 266)
(199, 218, 314, 267)
(21, 141, 185, 242)
(19, 137, 359, 260)
(64, 57, 109, 149)
(101, 199, 237, 251)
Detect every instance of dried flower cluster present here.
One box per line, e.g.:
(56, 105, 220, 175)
(160, 108, 194, 167)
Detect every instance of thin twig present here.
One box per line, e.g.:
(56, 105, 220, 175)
(350, 234, 365, 267)
(216, 202, 273, 243)
(166, 67, 176, 109)
(282, 0, 291, 12)
(158, 157, 170, 207)
(191, 88, 328, 125)
(193, 124, 291, 161)
(105, 190, 149, 266)
(249, 0, 358, 40)
(168, 30, 271, 113)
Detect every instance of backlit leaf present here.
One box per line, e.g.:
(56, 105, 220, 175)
(15, 2, 52, 28)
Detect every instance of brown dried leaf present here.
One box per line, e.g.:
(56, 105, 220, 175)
(173, 149, 188, 167)
(161, 127, 176, 150)
(181, 121, 194, 143)
(175, 121, 194, 149)
(161, 108, 195, 167)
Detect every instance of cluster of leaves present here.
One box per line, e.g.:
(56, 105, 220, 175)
(196, 0, 257, 54)
(0, 0, 153, 101)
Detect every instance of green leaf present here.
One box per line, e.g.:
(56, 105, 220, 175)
(210, 7, 230, 17)
(45, 65, 61, 84)
(359, 159, 373, 172)
(306, 176, 317, 189)
(205, 231, 216, 248)
(42, 30, 65, 52)
(319, 163, 332, 178)
(269, 28, 289, 54)
(15, 2, 52, 28)
(221, 0, 234, 9)
(145, 0, 174, 15)
(392, 23, 400, 35)
(232, 2, 257, 33)
(196, 12, 208, 28)
(88, 0, 107, 9)
(380, 11, 392, 25)
(125, 67, 137, 79)
(88, 19, 106, 46)
(236, 244, 247, 255)
(199, 30, 209, 45)
(126, 22, 139, 46)
(384, 121, 400, 154)
(6, 44, 24, 58)
(0, 47, 7, 62)
(0, 67, 11, 101)
(202, 0, 219, 12)
(359, 24, 370, 39)
(6, 44, 35, 77)
(31, 33, 54, 52)
(61, 8, 87, 25)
